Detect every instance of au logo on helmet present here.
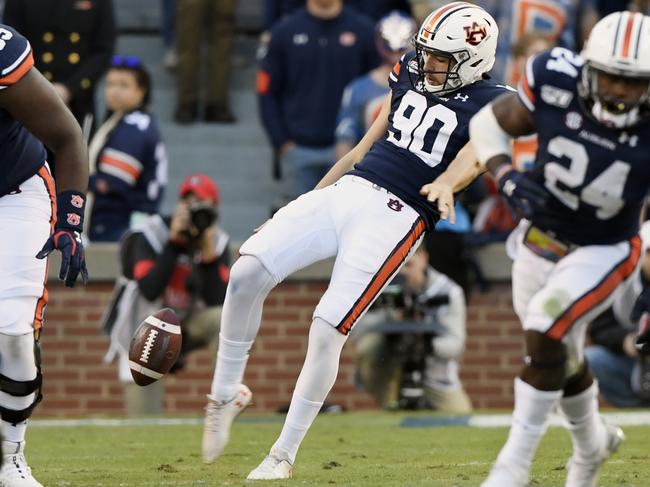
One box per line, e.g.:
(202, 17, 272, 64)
(463, 22, 487, 46)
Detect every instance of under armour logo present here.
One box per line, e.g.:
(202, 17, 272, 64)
(454, 93, 469, 102)
(619, 132, 638, 148)
(463, 22, 487, 46)
(387, 199, 403, 212)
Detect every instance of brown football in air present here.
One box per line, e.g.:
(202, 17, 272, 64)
(129, 308, 182, 386)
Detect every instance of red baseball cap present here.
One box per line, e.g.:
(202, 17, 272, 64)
(179, 174, 220, 203)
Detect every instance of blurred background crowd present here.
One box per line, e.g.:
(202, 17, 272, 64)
(2, 0, 650, 414)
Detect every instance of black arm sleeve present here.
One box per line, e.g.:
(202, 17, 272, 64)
(587, 308, 628, 355)
(196, 244, 231, 306)
(131, 235, 184, 302)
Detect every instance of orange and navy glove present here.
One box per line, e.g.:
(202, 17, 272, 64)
(36, 190, 89, 287)
(496, 164, 548, 219)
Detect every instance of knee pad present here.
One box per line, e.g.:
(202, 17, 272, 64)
(0, 371, 42, 424)
(0, 334, 42, 424)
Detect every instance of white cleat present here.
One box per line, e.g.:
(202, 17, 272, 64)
(0, 441, 43, 487)
(480, 462, 529, 487)
(565, 423, 625, 487)
(202, 384, 252, 464)
(247, 453, 293, 480)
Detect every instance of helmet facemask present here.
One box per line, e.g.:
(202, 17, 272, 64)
(579, 62, 650, 129)
(410, 38, 471, 96)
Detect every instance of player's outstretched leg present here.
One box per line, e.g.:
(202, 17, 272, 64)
(0, 333, 43, 487)
(247, 318, 347, 480)
(560, 368, 624, 487)
(202, 256, 276, 463)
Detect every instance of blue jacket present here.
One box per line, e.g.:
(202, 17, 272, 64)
(257, 7, 378, 148)
(89, 110, 167, 242)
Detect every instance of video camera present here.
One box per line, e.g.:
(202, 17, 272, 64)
(374, 274, 449, 320)
(370, 275, 451, 410)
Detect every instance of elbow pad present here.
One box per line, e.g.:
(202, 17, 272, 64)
(469, 104, 513, 167)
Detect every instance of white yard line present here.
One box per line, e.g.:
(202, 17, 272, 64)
(29, 411, 650, 428)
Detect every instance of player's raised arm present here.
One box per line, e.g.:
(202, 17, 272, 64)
(315, 93, 391, 189)
(470, 92, 546, 218)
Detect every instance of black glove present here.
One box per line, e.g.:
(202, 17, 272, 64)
(631, 286, 650, 354)
(36, 190, 89, 288)
(496, 165, 548, 219)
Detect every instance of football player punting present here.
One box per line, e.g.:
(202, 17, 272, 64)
(0, 24, 88, 487)
(463, 11, 650, 487)
(202, 2, 506, 480)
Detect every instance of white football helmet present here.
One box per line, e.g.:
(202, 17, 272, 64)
(579, 11, 650, 128)
(411, 1, 498, 95)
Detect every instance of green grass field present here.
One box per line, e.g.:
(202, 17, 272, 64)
(26, 413, 650, 486)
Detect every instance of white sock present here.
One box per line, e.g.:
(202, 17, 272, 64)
(210, 335, 253, 402)
(559, 381, 606, 460)
(209, 256, 275, 402)
(272, 395, 322, 463)
(2, 421, 27, 444)
(271, 318, 347, 464)
(496, 378, 562, 472)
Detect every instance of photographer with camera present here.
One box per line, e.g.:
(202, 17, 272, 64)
(352, 245, 472, 413)
(102, 173, 230, 414)
(584, 221, 650, 407)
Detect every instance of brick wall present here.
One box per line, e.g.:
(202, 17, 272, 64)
(38, 281, 522, 417)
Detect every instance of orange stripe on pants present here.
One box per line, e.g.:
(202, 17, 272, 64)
(337, 218, 426, 335)
(547, 235, 642, 340)
(33, 165, 57, 333)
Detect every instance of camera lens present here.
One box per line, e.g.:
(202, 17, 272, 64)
(189, 203, 216, 234)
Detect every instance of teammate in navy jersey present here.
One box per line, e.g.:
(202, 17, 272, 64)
(0, 23, 88, 487)
(462, 11, 650, 487)
(202, 2, 504, 480)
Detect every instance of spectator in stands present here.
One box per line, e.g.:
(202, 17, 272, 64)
(175, 0, 237, 124)
(87, 56, 168, 242)
(335, 11, 416, 160)
(3, 0, 116, 132)
(475, 0, 599, 83)
(585, 222, 650, 407)
(258, 0, 378, 205)
(352, 246, 472, 413)
(102, 174, 231, 414)
(161, 0, 177, 70)
(262, 0, 410, 32)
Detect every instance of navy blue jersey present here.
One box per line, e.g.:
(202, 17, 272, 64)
(517, 47, 650, 245)
(350, 51, 510, 228)
(89, 111, 167, 242)
(0, 24, 47, 196)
